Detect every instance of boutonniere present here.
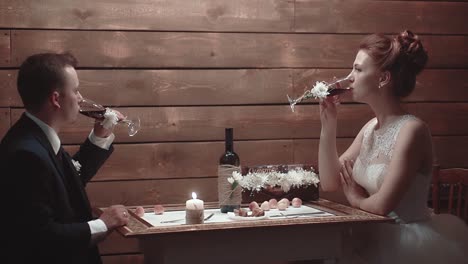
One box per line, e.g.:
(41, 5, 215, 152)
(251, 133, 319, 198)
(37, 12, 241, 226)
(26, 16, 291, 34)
(71, 159, 82, 174)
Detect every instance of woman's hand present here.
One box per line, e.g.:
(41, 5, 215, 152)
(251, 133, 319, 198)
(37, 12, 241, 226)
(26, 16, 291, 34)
(319, 95, 340, 129)
(340, 159, 368, 208)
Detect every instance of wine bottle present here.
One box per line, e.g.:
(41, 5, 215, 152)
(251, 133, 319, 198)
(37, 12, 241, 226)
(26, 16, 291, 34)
(218, 128, 241, 213)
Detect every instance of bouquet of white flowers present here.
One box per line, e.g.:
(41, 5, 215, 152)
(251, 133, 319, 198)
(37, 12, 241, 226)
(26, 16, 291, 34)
(228, 165, 319, 193)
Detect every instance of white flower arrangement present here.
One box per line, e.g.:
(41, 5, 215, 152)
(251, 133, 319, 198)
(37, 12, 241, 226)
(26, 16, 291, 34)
(71, 159, 82, 174)
(100, 108, 119, 130)
(228, 167, 320, 193)
(299, 81, 330, 101)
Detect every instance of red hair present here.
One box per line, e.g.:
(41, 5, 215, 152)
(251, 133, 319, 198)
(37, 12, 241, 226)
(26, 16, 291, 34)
(359, 30, 428, 97)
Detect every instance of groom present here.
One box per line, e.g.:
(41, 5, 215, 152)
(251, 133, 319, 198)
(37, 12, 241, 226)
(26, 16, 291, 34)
(0, 53, 129, 264)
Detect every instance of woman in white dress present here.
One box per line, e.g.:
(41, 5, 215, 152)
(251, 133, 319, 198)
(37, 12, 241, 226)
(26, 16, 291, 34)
(318, 30, 468, 263)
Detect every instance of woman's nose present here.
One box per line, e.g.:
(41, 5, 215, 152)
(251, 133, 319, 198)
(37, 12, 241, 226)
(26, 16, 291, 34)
(348, 71, 355, 82)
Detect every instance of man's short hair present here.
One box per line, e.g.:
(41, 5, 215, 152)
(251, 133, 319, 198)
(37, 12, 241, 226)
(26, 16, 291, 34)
(17, 52, 78, 112)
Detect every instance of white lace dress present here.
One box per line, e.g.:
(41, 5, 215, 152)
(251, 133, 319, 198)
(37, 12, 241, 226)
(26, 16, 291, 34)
(347, 115, 468, 264)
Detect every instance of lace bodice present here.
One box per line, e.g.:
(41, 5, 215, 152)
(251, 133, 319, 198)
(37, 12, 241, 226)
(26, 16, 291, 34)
(353, 115, 432, 223)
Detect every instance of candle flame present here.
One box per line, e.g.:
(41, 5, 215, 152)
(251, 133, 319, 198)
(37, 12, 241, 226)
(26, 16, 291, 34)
(192, 192, 197, 199)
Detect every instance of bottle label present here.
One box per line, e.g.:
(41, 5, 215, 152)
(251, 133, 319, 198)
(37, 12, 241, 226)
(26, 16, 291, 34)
(217, 164, 242, 207)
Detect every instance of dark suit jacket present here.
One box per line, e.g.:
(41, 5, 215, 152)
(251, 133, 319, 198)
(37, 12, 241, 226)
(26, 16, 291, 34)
(0, 114, 113, 264)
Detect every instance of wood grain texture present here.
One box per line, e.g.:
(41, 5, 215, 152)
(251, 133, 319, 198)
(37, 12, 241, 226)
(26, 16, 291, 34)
(11, 105, 373, 143)
(0, 0, 293, 32)
(67, 140, 294, 181)
(0, 71, 16, 107)
(76, 69, 292, 106)
(433, 136, 468, 168)
(11, 31, 467, 68)
(0, 108, 10, 140)
(408, 69, 468, 102)
(293, 138, 353, 166)
(65, 135, 468, 183)
(295, 0, 468, 34)
(3, 69, 467, 107)
(10, 30, 358, 68)
(405, 103, 468, 136)
(11, 103, 468, 144)
(85, 178, 218, 206)
(2, 1, 467, 34)
(98, 232, 139, 255)
(0, 30, 10, 67)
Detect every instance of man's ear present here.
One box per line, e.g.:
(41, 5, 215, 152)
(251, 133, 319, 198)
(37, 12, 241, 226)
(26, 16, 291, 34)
(379, 71, 391, 88)
(51, 91, 61, 109)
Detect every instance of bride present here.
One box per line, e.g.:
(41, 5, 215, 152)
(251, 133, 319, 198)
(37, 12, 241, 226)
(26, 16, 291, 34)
(318, 30, 468, 263)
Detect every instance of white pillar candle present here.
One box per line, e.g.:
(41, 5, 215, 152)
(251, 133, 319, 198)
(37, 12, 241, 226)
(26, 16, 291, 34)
(186, 192, 204, 210)
(186, 192, 204, 224)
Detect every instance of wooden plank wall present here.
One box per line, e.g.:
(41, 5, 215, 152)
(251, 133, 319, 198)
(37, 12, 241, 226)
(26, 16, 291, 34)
(1, 1, 467, 263)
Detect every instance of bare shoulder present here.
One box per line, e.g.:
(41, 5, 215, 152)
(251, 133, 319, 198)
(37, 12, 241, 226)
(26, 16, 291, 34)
(401, 116, 431, 138)
(391, 116, 433, 172)
(396, 116, 432, 151)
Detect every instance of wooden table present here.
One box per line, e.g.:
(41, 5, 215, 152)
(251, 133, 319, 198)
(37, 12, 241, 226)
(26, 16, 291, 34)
(98, 199, 392, 264)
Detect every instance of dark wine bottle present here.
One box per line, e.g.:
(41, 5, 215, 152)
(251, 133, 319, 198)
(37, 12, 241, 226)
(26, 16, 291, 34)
(218, 128, 241, 213)
(219, 128, 239, 167)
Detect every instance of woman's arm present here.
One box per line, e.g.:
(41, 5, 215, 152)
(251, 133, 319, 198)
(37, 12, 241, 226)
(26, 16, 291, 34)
(319, 126, 365, 191)
(355, 119, 432, 215)
(318, 97, 369, 191)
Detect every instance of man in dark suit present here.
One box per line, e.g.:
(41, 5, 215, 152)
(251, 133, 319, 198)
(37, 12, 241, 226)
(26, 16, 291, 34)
(0, 53, 129, 264)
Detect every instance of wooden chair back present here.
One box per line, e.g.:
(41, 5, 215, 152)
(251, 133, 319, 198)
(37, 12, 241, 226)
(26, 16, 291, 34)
(432, 165, 468, 222)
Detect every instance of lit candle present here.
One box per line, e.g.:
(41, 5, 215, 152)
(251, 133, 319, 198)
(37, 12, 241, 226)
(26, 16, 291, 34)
(186, 192, 204, 210)
(185, 192, 204, 224)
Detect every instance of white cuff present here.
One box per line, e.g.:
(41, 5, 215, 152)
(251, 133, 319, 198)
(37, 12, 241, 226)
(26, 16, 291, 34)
(88, 129, 115, 150)
(88, 219, 108, 235)
(88, 219, 108, 244)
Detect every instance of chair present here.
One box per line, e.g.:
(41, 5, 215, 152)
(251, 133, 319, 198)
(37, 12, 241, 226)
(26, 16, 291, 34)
(431, 165, 468, 222)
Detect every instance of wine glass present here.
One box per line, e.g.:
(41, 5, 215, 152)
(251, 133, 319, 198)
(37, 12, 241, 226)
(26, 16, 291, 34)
(287, 74, 352, 112)
(79, 98, 141, 136)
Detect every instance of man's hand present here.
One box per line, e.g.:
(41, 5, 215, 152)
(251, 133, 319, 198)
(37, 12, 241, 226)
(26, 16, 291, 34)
(93, 109, 125, 138)
(99, 204, 129, 230)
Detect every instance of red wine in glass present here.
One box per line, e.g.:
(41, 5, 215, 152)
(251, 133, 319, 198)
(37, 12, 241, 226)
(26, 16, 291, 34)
(79, 109, 106, 120)
(78, 98, 141, 136)
(287, 74, 352, 112)
(79, 98, 106, 119)
(327, 87, 352, 96)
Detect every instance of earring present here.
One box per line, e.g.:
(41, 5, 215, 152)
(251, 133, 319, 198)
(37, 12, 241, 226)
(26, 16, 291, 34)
(378, 84, 382, 89)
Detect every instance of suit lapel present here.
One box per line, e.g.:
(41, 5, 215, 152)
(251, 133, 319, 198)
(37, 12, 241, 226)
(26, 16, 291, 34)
(19, 114, 92, 218)
(19, 115, 70, 191)
(60, 149, 92, 218)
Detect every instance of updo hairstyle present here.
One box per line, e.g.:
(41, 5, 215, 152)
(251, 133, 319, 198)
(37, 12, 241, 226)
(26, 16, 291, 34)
(359, 30, 428, 97)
